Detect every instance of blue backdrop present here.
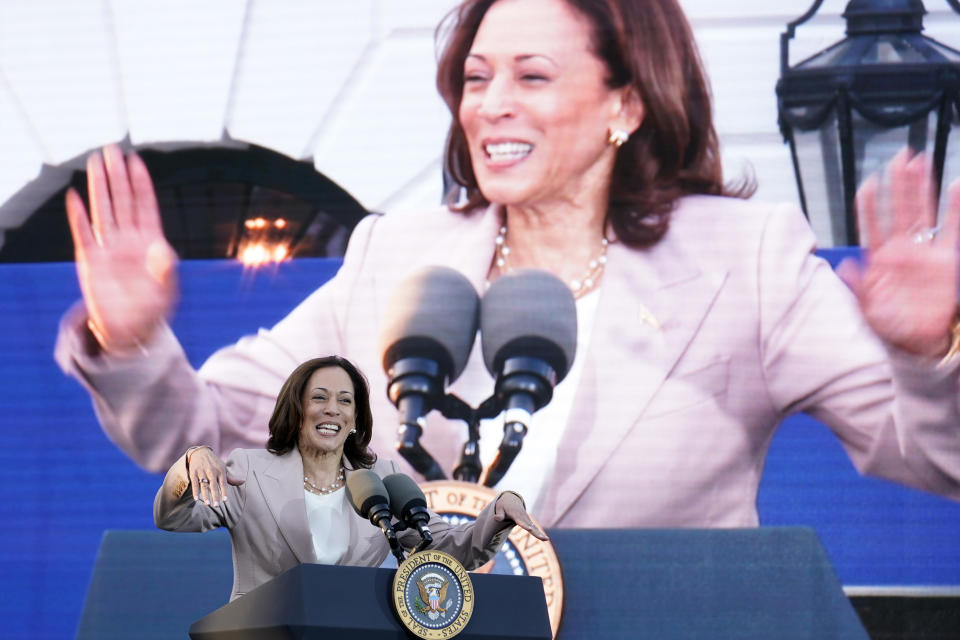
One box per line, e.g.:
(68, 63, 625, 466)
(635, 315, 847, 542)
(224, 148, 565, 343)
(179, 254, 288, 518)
(1, 254, 958, 639)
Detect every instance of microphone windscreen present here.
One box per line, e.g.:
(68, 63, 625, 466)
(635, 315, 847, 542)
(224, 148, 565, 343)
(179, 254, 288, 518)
(346, 470, 390, 519)
(382, 473, 428, 520)
(480, 268, 577, 381)
(379, 266, 480, 383)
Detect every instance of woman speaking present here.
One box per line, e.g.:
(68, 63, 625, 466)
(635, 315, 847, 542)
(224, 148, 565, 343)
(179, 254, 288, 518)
(155, 356, 545, 601)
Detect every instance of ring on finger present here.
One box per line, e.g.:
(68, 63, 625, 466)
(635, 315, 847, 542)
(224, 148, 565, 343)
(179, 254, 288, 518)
(912, 225, 941, 244)
(199, 477, 210, 484)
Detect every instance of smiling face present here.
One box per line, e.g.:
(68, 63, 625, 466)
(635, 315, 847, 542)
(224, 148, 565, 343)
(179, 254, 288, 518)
(459, 0, 641, 210)
(297, 366, 356, 458)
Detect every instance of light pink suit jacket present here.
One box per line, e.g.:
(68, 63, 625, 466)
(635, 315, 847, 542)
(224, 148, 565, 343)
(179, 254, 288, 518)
(59, 195, 960, 527)
(154, 450, 513, 601)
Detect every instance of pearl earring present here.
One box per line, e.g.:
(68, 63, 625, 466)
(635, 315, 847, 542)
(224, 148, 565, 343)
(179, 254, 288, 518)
(608, 128, 629, 148)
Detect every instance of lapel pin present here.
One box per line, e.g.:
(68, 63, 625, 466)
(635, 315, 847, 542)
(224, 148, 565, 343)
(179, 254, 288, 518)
(639, 306, 660, 330)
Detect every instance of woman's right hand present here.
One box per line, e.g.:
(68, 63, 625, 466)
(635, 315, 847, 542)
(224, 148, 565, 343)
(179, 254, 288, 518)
(65, 144, 179, 353)
(186, 446, 245, 507)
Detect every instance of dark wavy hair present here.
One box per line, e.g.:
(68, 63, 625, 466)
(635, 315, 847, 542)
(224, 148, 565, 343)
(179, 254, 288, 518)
(436, 0, 753, 248)
(267, 356, 376, 469)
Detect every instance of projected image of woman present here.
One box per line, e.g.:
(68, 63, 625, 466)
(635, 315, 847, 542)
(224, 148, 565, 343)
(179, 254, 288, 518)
(58, 0, 960, 527)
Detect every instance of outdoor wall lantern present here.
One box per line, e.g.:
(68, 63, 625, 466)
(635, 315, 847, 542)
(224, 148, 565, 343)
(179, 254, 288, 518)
(777, 0, 960, 246)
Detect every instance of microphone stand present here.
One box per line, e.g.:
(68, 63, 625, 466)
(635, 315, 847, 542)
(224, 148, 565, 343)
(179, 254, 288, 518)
(382, 521, 407, 564)
(482, 356, 556, 487)
(407, 358, 554, 486)
(439, 394, 502, 483)
(387, 357, 447, 480)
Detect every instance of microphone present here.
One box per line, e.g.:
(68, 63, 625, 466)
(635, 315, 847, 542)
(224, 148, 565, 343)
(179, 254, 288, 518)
(383, 473, 433, 553)
(480, 269, 577, 487)
(346, 470, 405, 563)
(379, 266, 480, 480)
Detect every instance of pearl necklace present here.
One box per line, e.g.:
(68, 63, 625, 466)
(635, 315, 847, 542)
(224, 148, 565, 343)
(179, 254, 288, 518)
(492, 225, 609, 299)
(303, 466, 345, 495)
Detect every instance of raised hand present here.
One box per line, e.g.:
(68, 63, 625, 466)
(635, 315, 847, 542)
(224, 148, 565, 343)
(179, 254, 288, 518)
(494, 491, 548, 540)
(65, 144, 179, 353)
(185, 446, 245, 507)
(837, 148, 960, 359)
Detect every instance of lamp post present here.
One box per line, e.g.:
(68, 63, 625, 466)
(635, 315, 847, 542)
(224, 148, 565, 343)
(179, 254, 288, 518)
(777, 0, 960, 246)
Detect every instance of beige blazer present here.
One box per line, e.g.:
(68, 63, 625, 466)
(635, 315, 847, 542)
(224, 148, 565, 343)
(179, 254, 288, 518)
(65, 195, 960, 528)
(154, 448, 512, 601)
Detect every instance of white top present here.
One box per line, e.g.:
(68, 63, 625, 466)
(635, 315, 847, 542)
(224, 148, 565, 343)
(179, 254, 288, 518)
(304, 487, 351, 565)
(448, 289, 601, 513)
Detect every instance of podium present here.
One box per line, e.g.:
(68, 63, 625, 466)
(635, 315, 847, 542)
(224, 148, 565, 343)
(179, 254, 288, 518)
(188, 563, 551, 639)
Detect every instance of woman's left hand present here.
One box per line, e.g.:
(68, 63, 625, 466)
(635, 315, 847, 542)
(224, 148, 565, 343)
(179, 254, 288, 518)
(494, 492, 549, 540)
(838, 148, 960, 358)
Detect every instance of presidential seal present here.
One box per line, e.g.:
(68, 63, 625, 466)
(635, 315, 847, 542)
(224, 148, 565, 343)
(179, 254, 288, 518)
(420, 480, 564, 639)
(393, 549, 475, 639)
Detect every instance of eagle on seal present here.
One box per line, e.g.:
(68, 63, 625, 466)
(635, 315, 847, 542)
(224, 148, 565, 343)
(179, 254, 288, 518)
(416, 574, 450, 613)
